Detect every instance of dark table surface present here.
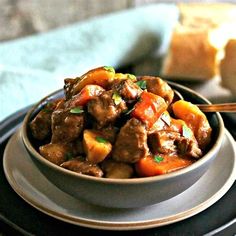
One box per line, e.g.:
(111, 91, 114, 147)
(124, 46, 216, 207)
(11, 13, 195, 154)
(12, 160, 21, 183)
(0, 105, 236, 236)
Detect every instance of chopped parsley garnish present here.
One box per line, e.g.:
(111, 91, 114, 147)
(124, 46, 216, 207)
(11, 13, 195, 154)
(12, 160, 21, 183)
(182, 125, 192, 138)
(135, 80, 147, 90)
(112, 92, 122, 105)
(154, 155, 164, 163)
(161, 112, 171, 126)
(65, 152, 73, 160)
(95, 136, 107, 143)
(70, 106, 84, 114)
(103, 66, 115, 73)
(127, 73, 136, 81)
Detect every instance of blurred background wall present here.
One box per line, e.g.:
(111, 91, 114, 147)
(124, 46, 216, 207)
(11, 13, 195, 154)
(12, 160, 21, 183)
(1, 0, 235, 42)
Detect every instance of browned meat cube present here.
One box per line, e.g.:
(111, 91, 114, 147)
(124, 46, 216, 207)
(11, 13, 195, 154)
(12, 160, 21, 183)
(101, 159, 134, 179)
(87, 90, 127, 128)
(39, 143, 72, 165)
(112, 118, 149, 163)
(60, 158, 103, 177)
(176, 137, 202, 159)
(148, 131, 179, 154)
(97, 126, 117, 144)
(148, 130, 202, 158)
(30, 102, 57, 140)
(111, 79, 142, 101)
(51, 108, 84, 143)
(141, 76, 174, 104)
(64, 78, 78, 100)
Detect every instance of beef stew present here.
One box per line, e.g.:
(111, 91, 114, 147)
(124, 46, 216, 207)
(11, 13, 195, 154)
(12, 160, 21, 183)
(29, 66, 212, 178)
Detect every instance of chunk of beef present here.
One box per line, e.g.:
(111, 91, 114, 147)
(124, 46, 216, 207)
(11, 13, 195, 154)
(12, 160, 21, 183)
(64, 78, 79, 100)
(60, 158, 103, 177)
(51, 108, 84, 143)
(148, 130, 202, 158)
(111, 79, 142, 101)
(87, 90, 127, 128)
(148, 131, 179, 154)
(30, 101, 58, 140)
(194, 120, 212, 151)
(97, 126, 117, 144)
(141, 76, 174, 104)
(112, 118, 149, 163)
(177, 137, 202, 158)
(101, 159, 134, 179)
(39, 143, 73, 165)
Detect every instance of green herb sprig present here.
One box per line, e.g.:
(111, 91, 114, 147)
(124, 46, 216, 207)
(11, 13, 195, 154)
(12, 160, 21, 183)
(96, 136, 107, 143)
(70, 106, 84, 114)
(112, 92, 123, 105)
(103, 66, 115, 73)
(127, 74, 136, 81)
(182, 125, 192, 139)
(135, 80, 147, 90)
(154, 155, 164, 163)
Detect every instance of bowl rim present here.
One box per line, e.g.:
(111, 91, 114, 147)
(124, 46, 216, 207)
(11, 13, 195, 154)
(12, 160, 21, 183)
(21, 81, 225, 184)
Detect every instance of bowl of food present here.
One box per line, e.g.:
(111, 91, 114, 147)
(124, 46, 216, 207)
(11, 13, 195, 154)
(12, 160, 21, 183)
(21, 66, 224, 208)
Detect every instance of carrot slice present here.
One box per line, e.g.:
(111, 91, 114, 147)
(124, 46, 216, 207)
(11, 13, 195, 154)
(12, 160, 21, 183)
(72, 66, 115, 94)
(70, 85, 104, 107)
(131, 91, 167, 128)
(135, 155, 194, 177)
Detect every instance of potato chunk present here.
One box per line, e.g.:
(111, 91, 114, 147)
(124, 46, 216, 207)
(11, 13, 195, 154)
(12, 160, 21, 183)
(101, 160, 134, 179)
(172, 100, 212, 149)
(83, 130, 112, 164)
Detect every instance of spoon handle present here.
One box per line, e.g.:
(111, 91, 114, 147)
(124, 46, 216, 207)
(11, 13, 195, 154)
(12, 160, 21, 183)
(196, 103, 236, 112)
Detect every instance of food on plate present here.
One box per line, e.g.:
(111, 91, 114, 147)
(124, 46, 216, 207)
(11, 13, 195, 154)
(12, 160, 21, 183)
(161, 3, 236, 80)
(30, 66, 212, 178)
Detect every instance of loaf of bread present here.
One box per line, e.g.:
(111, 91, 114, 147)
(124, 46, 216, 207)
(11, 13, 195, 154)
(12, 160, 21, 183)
(161, 25, 219, 80)
(178, 3, 236, 28)
(220, 39, 236, 94)
(161, 3, 236, 81)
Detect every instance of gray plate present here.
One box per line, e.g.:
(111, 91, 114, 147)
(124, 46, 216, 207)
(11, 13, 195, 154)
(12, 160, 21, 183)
(3, 128, 236, 230)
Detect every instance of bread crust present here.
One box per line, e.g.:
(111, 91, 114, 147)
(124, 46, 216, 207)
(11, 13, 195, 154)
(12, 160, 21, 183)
(161, 3, 236, 81)
(220, 39, 236, 94)
(162, 26, 218, 80)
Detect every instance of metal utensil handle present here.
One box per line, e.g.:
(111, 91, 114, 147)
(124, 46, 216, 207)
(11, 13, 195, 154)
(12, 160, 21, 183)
(196, 103, 236, 112)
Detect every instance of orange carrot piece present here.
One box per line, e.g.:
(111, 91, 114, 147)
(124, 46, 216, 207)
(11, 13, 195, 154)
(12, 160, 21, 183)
(131, 91, 167, 128)
(70, 85, 104, 107)
(73, 66, 115, 94)
(172, 100, 212, 149)
(135, 155, 194, 177)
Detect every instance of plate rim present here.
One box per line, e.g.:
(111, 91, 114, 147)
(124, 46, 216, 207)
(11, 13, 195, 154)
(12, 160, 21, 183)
(3, 129, 236, 231)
